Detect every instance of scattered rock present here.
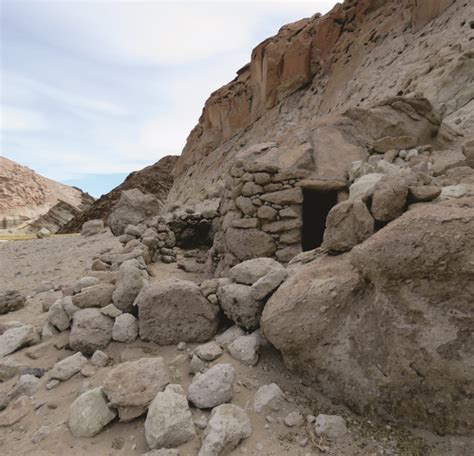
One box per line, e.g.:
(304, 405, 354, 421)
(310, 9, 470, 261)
(72, 283, 115, 309)
(253, 383, 283, 414)
(69, 387, 116, 437)
(90, 350, 109, 367)
(137, 279, 219, 344)
(284, 411, 304, 427)
(69, 308, 113, 356)
(0, 325, 40, 357)
(49, 352, 88, 381)
(0, 290, 26, 314)
(194, 341, 223, 362)
(112, 260, 145, 312)
(408, 185, 441, 202)
(73, 276, 99, 294)
(373, 135, 417, 153)
(112, 313, 138, 342)
(47, 299, 71, 331)
(189, 355, 208, 375)
(229, 258, 284, 285)
(314, 414, 348, 438)
(371, 175, 409, 222)
(349, 173, 384, 201)
(187, 364, 236, 409)
(0, 396, 31, 426)
(227, 333, 259, 366)
(103, 357, 171, 421)
(215, 326, 246, 349)
(198, 404, 252, 456)
(145, 384, 196, 449)
(101, 303, 122, 318)
(31, 425, 49, 444)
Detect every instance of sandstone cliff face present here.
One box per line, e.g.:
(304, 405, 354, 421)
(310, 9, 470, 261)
(168, 0, 472, 205)
(60, 155, 178, 233)
(0, 156, 92, 231)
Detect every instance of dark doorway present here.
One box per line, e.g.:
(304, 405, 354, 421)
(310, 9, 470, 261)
(302, 189, 338, 251)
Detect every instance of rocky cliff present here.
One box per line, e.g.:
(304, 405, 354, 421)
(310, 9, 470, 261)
(167, 0, 472, 205)
(60, 155, 178, 233)
(0, 156, 93, 232)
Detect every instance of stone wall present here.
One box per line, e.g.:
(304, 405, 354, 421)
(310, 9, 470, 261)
(210, 160, 346, 275)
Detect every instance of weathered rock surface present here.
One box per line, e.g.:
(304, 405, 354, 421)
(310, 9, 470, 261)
(0, 325, 40, 357)
(225, 228, 276, 261)
(0, 290, 26, 314)
(103, 357, 170, 421)
(227, 333, 260, 366)
(263, 203, 474, 434)
(215, 326, 246, 349)
(144, 384, 195, 449)
(187, 364, 236, 409)
(371, 175, 409, 221)
(72, 283, 115, 309)
(217, 284, 263, 331)
(253, 383, 283, 414)
(69, 387, 116, 437)
(137, 279, 219, 345)
(229, 258, 284, 285)
(198, 404, 252, 456)
(112, 313, 138, 343)
(69, 309, 113, 356)
(112, 260, 145, 312)
(80, 219, 104, 237)
(49, 352, 88, 381)
(314, 414, 348, 438)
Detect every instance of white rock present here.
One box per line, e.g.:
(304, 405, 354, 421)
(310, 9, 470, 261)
(215, 326, 246, 349)
(112, 313, 138, 342)
(253, 383, 283, 414)
(187, 364, 236, 409)
(0, 325, 40, 357)
(49, 352, 88, 381)
(349, 173, 384, 201)
(314, 414, 348, 438)
(227, 333, 259, 366)
(90, 350, 109, 367)
(69, 387, 116, 437)
(198, 404, 252, 456)
(195, 341, 223, 362)
(145, 384, 196, 449)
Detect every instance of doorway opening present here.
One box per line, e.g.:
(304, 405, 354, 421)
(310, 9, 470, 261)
(302, 189, 338, 251)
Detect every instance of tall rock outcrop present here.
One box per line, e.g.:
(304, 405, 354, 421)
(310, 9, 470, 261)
(0, 156, 93, 232)
(60, 155, 178, 233)
(167, 0, 471, 206)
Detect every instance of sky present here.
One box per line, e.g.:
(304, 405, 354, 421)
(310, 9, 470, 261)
(0, 0, 335, 197)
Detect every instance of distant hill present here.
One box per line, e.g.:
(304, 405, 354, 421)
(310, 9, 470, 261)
(59, 155, 179, 233)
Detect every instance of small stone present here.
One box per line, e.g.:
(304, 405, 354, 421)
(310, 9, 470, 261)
(112, 313, 138, 343)
(227, 333, 259, 366)
(253, 383, 283, 414)
(90, 350, 109, 367)
(189, 355, 208, 375)
(284, 411, 304, 427)
(101, 304, 123, 318)
(46, 379, 60, 390)
(31, 426, 49, 444)
(314, 414, 348, 438)
(177, 341, 187, 351)
(49, 352, 88, 381)
(81, 365, 98, 377)
(215, 326, 246, 349)
(194, 341, 223, 362)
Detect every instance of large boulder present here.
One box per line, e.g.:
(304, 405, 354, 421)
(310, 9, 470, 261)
(108, 189, 163, 236)
(69, 309, 113, 356)
(217, 284, 263, 331)
(144, 384, 196, 449)
(103, 357, 170, 421)
(263, 203, 474, 435)
(229, 258, 284, 285)
(112, 260, 145, 312)
(225, 228, 276, 261)
(137, 280, 219, 345)
(80, 219, 104, 237)
(0, 290, 26, 315)
(69, 387, 116, 437)
(371, 175, 409, 222)
(321, 200, 374, 253)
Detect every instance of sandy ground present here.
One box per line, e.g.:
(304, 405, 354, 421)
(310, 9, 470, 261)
(0, 232, 472, 456)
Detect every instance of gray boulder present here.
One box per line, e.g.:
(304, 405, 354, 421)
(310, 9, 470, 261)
(198, 404, 252, 456)
(137, 279, 219, 345)
(49, 352, 88, 381)
(217, 284, 263, 331)
(371, 175, 409, 222)
(69, 308, 113, 356)
(0, 325, 40, 357)
(73, 276, 99, 294)
(103, 357, 170, 421)
(112, 313, 138, 343)
(72, 283, 115, 309)
(69, 387, 116, 437)
(229, 258, 284, 285)
(322, 200, 374, 253)
(108, 189, 163, 236)
(47, 299, 71, 331)
(0, 290, 26, 314)
(227, 333, 259, 366)
(144, 384, 196, 449)
(194, 341, 223, 362)
(187, 364, 236, 409)
(253, 383, 283, 414)
(112, 260, 145, 312)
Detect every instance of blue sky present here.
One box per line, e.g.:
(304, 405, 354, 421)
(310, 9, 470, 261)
(1, 0, 335, 197)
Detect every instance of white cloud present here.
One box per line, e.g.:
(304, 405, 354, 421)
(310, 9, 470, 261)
(0, 106, 48, 131)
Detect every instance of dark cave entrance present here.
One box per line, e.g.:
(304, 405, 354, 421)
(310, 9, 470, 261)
(302, 189, 338, 251)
